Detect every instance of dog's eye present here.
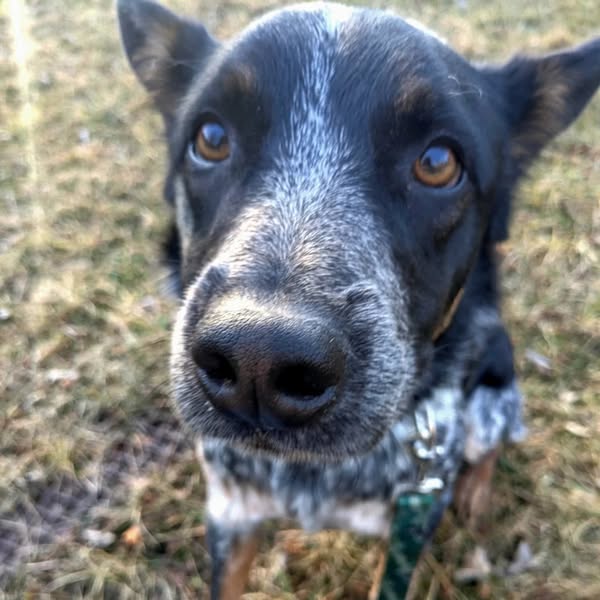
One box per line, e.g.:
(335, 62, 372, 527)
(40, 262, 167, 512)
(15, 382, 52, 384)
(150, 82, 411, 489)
(193, 121, 230, 163)
(413, 145, 461, 188)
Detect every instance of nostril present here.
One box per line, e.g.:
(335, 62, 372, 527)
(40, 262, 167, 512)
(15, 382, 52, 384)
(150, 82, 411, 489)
(273, 363, 333, 399)
(202, 351, 237, 386)
(192, 345, 237, 390)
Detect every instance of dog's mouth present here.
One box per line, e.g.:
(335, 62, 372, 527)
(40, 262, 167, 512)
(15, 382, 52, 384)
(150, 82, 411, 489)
(172, 384, 398, 462)
(170, 344, 416, 462)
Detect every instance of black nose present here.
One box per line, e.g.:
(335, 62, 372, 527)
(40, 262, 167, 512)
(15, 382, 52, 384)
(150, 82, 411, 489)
(191, 305, 345, 429)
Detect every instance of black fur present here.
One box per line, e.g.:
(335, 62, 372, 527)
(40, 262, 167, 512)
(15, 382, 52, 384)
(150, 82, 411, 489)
(117, 2, 600, 595)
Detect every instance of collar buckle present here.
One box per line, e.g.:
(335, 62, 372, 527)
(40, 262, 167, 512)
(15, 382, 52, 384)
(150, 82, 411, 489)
(410, 403, 446, 493)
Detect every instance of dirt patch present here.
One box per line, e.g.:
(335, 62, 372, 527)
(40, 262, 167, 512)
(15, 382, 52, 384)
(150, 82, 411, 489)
(0, 410, 192, 585)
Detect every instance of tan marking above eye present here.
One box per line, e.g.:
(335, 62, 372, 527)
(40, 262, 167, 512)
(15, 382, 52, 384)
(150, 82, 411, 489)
(194, 121, 230, 162)
(413, 145, 461, 187)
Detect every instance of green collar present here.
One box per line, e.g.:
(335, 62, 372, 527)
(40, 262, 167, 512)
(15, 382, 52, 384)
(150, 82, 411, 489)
(378, 404, 450, 599)
(378, 492, 438, 599)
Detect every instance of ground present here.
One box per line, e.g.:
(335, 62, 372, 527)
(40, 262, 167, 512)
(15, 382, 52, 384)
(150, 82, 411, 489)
(1, 0, 599, 598)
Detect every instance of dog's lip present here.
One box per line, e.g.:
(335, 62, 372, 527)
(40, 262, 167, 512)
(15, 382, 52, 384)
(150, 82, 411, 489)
(202, 413, 299, 451)
(173, 381, 401, 462)
(208, 402, 322, 435)
(208, 414, 393, 463)
(214, 405, 278, 432)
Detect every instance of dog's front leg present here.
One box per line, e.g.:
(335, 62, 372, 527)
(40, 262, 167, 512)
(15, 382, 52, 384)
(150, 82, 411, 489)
(206, 518, 260, 600)
(453, 447, 499, 530)
(199, 443, 274, 599)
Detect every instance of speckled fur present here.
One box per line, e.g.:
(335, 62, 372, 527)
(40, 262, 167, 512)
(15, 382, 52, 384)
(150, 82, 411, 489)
(198, 306, 525, 538)
(117, 1, 600, 595)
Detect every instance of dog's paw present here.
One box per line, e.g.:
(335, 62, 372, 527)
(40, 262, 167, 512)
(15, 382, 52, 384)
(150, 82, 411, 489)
(454, 379, 526, 529)
(463, 380, 526, 465)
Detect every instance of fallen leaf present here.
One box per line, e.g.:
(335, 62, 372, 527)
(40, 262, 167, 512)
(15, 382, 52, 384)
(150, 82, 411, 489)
(565, 422, 590, 438)
(121, 524, 143, 547)
(524, 349, 552, 374)
(82, 529, 116, 548)
(507, 540, 540, 575)
(139, 295, 159, 314)
(46, 368, 79, 385)
(78, 127, 91, 144)
(559, 390, 578, 404)
(454, 546, 491, 583)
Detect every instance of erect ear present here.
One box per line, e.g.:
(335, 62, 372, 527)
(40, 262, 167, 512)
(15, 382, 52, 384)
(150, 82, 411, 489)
(484, 37, 600, 164)
(479, 38, 599, 243)
(117, 0, 218, 120)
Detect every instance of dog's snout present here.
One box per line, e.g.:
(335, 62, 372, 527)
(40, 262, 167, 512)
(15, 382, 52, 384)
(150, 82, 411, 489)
(191, 304, 345, 429)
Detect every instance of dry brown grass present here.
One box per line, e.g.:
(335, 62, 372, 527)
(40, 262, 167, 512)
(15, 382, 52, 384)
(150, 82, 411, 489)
(1, 0, 598, 598)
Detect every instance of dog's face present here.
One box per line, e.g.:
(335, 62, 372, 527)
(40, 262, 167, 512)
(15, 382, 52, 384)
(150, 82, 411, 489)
(119, 0, 599, 461)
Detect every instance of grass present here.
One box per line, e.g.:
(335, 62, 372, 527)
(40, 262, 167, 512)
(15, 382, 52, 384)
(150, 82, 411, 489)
(1, 0, 598, 598)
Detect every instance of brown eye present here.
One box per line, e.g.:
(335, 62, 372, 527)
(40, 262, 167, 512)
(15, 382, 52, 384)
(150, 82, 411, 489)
(413, 145, 461, 187)
(193, 121, 230, 162)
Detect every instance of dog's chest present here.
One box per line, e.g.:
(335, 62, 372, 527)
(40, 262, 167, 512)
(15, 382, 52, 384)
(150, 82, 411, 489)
(201, 453, 395, 535)
(199, 441, 405, 536)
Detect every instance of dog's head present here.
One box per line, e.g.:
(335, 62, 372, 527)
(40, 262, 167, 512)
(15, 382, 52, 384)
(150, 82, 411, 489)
(118, 0, 599, 461)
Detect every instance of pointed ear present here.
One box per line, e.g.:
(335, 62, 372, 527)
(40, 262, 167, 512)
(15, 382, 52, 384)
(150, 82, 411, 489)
(484, 37, 600, 163)
(117, 0, 218, 120)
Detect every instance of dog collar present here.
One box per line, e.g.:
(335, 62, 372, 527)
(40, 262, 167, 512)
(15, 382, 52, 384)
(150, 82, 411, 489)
(379, 379, 525, 598)
(378, 402, 455, 599)
(378, 491, 443, 599)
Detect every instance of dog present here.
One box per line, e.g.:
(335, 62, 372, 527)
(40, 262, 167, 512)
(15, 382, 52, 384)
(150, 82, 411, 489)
(117, 1, 600, 597)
